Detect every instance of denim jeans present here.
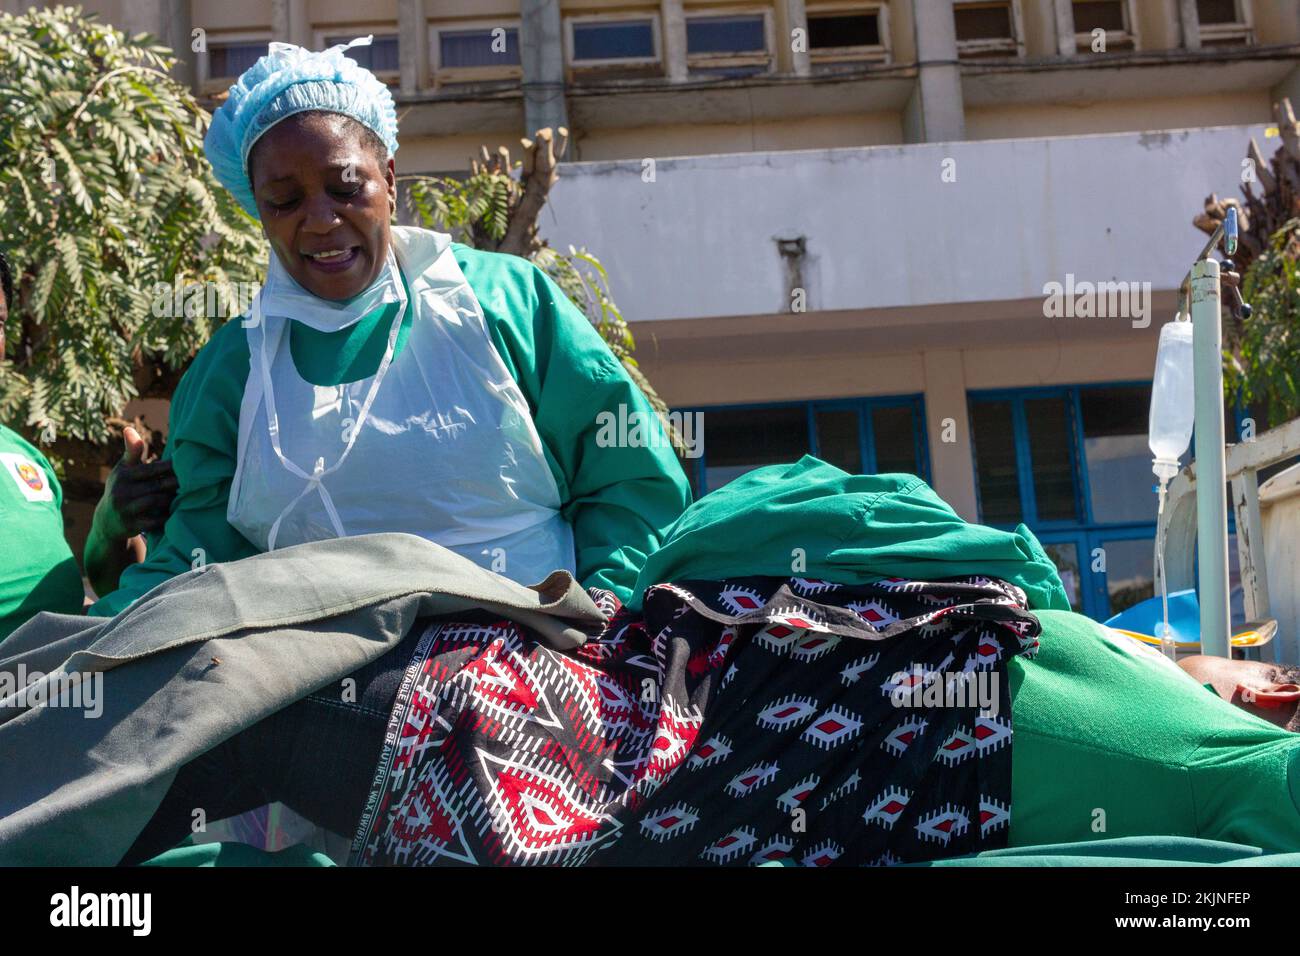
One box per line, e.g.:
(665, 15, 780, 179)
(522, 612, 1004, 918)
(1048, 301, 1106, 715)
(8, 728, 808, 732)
(120, 620, 428, 866)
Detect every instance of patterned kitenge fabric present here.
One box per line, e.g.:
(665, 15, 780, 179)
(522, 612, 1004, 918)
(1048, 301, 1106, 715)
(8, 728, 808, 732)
(350, 575, 1040, 867)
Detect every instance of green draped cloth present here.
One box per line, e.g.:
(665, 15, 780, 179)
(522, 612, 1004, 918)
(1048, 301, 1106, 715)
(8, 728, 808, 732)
(631, 456, 1070, 612)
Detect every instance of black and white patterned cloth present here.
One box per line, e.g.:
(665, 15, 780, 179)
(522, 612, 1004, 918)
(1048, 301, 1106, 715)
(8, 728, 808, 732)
(350, 574, 1040, 867)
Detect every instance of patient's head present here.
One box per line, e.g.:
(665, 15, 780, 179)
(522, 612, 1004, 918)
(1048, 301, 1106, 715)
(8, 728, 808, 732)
(1179, 655, 1300, 731)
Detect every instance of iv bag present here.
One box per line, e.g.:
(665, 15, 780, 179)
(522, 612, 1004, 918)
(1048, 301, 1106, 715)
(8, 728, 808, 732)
(1149, 318, 1195, 481)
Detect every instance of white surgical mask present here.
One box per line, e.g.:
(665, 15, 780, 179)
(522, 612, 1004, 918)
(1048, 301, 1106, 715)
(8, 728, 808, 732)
(259, 243, 403, 333)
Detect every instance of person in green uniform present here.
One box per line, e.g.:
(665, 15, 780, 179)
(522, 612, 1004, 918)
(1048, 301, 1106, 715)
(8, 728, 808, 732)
(90, 37, 690, 618)
(1009, 614, 1300, 853)
(0, 252, 177, 642)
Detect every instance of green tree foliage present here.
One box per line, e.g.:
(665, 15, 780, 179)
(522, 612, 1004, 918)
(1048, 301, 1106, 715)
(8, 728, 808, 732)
(1229, 219, 1300, 426)
(0, 5, 262, 445)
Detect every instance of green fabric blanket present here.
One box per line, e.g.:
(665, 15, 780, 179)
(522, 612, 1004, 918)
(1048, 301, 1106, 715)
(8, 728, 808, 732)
(913, 836, 1300, 866)
(144, 841, 336, 867)
(631, 456, 1070, 612)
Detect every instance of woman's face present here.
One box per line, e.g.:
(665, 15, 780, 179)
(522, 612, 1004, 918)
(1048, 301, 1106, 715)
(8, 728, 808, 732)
(248, 112, 396, 301)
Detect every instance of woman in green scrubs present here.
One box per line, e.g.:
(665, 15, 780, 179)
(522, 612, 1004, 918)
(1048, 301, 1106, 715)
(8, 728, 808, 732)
(90, 40, 690, 617)
(0, 252, 176, 641)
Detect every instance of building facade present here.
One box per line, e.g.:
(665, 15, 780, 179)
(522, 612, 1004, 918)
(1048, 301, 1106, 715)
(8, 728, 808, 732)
(8, 0, 1300, 621)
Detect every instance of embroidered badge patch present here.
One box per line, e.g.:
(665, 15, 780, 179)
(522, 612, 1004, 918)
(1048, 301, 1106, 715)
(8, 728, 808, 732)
(0, 452, 53, 503)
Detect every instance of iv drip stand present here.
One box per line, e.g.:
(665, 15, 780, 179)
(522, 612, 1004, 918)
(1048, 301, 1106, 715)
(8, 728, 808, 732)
(1177, 207, 1241, 659)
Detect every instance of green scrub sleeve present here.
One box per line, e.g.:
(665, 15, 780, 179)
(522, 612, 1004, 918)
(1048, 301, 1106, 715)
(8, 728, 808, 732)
(461, 246, 693, 604)
(88, 321, 257, 617)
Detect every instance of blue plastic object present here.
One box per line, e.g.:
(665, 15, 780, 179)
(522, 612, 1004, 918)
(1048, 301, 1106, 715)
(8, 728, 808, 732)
(1105, 590, 1201, 647)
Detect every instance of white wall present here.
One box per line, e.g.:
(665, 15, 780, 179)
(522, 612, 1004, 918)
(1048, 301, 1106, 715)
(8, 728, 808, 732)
(543, 123, 1272, 322)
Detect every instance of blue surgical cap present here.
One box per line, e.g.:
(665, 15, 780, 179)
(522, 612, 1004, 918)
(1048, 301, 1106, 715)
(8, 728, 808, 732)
(204, 37, 400, 217)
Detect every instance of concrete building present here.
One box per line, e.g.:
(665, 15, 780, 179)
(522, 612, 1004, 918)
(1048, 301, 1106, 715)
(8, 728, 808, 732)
(9, 0, 1300, 621)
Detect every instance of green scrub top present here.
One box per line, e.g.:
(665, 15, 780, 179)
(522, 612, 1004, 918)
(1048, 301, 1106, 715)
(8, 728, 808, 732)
(0, 425, 83, 642)
(90, 241, 693, 617)
(1010, 611, 1300, 852)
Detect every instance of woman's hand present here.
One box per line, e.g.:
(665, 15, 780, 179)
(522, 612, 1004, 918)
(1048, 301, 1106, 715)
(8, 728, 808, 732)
(96, 426, 177, 539)
(84, 426, 178, 599)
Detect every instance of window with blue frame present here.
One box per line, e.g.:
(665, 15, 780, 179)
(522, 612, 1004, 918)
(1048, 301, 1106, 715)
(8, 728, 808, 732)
(969, 382, 1246, 624)
(675, 396, 930, 499)
(208, 41, 269, 80)
(439, 27, 522, 67)
(970, 384, 1163, 620)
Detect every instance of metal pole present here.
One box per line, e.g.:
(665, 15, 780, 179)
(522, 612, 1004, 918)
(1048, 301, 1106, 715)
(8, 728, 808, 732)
(1191, 257, 1231, 657)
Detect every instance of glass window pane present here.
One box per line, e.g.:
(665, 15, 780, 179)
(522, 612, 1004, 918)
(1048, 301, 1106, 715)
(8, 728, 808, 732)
(1197, 0, 1239, 25)
(702, 407, 809, 492)
(1043, 542, 1082, 611)
(1101, 538, 1155, 615)
(954, 2, 1013, 41)
(1081, 386, 1157, 524)
(209, 42, 268, 78)
(971, 401, 1023, 524)
(687, 15, 766, 54)
(808, 13, 880, 48)
(327, 35, 400, 72)
(573, 20, 655, 61)
(439, 28, 520, 67)
(1072, 1, 1126, 32)
(814, 408, 861, 474)
(872, 405, 920, 476)
(373, 36, 400, 72)
(1024, 396, 1077, 521)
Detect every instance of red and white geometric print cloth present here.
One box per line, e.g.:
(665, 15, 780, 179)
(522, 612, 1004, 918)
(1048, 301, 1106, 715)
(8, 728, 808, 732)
(349, 575, 1039, 867)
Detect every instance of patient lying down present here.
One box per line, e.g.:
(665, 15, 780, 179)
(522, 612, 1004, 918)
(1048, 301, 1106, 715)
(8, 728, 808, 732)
(1179, 654, 1300, 731)
(1008, 615, 1300, 853)
(121, 576, 1300, 866)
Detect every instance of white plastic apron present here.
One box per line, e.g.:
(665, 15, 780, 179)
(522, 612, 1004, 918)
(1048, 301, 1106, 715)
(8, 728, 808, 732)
(227, 230, 575, 588)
